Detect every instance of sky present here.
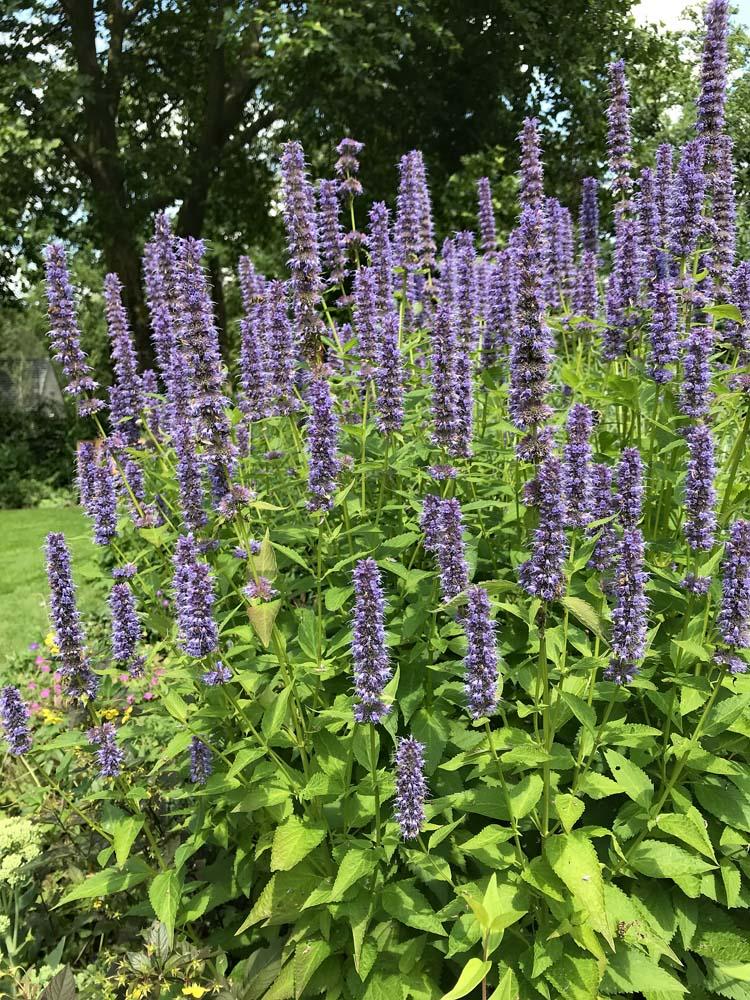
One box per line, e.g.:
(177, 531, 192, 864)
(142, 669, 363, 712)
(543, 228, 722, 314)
(635, 0, 750, 31)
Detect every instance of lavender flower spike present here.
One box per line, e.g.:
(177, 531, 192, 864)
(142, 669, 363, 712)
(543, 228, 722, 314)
(189, 737, 213, 785)
(367, 201, 394, 317)
(104, 272, 143, 440)
(519, 456, 567, 602)
(464, 586, 499, 719)
(374, 311, 404, 433)
(173, 534, 219, 658)
(616, 448, 644, 527)
(318, 178, 348, 283)
(696, 0, 730, 152)
(563, 404, 594, 528)
(43, 243, 104, 416)
(669, 140, 707, 260)
(580, 177, 599, 255)
(605, 528, 649, 684)
(717, 520, 750, 649)
(87, 723, 125, 779)
(684, 423, 717, 551)
(588, 464, 617, 572)
(306, 374, 340, 512)
(109, 581, 141, 665)
(45, 532, 98, 700)
(646, 260, 678, 383)
(680, 326, 714, 419)
(281, 140, 325, 364)
(91, 447, 118, 546)
(437, 498, 470, 603)
(394, 736, 428, 840)
(143, 212, 179, 376)
(351, 558, 392, 724)
(420, 495, 443, 555)
(477, 177, 497, 253)
(606, 60, 633, 200)
(518, 118, 544, 211)
(0, 686, 32, 755)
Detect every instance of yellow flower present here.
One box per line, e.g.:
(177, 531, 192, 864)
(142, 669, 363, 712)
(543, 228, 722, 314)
(101, 708, 120, 721)
(182, 987, 208, 998)
(122, 706, 133, 722)
(44, 631, 60, 655)
(39, 708, 64, 725)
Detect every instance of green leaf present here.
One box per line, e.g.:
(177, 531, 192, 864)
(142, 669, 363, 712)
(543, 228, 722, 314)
(110, 815, 143, 867)
(578, 771, 622, 799)
(695, 777, 750, 832)
(40, 967, 77, 1000)
(704, 303, 743, 322)
(263, 687, 291, 738)
(703, 692, 750, 737)
(554, 793, 585, 833)
(439, 958, 492, 1000)
(488, 967, 519, 1000)
(562, 596, 603, 638)
(56, 860, 151, 907)
(603, 946, 686, 995)
(604, 749, 654, 808)
(148, 870, 182, 945)
(294, 939, 331, 998)
(161, 690, 188, 723)
(381, 880, 447, 936)
(271, 816, 327, 872)
(628, 840, 716, 879)
(459, 826, 516, 869)
(324, 585, 353, 611)
(411, 708, 449, 775)
(559, 692, 597, 734)
(655, 809, 715, 861)
(272, 541, 313, 574)
(248, 598, 282, 648)
(545, 832, 613, 947)
(329, 848, 379, 902)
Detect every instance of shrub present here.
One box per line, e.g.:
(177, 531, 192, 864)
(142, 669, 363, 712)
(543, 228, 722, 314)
(3, 4, 750, 997)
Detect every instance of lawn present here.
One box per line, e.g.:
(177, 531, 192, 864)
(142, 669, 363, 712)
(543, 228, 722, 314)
(0, 507, 99, 660)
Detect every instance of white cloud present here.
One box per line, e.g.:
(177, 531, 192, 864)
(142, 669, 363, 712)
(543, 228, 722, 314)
(634, 0, 692, 32)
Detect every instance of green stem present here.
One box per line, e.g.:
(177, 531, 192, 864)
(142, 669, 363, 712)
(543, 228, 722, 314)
(484, 721, 524, 865)
(370, 725, 381, 848)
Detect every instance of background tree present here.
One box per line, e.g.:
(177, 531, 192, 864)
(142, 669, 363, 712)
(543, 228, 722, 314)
(0, 0, 687, 360)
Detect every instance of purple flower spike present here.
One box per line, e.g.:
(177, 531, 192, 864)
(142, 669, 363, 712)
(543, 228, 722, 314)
(684, 423, 717, 551)
(436, 498, 470, 603)
(637, 167, 660, 279)
(604, 216, 643, 360)
(718, 520, 750, 649)
(616, 448, 644, 527)
(351, 558, 392, 724)
(519, 456, 567, 602)
(353, 266, 379, 379)
(606, 60, 633, 200)
(92, 448, 118, 546)
(281, 140, 325, 364)
(104, 272, 143, 442)
(463, 586, 499, 719)
(110, 581, 141, 665)
(173, 534, 219, 658)
(374, 311, 404, 433)
(394, 736, 428, 840)
(87, 723, 124, 779)
(143, 212, 179, 378)
(696, 0, 730, 151)
(655, 144, 674, 247)
(420, 495, 443, 555)
(189, 737, 213, 785)
(707, 135, 736, 296)
(306, 374, 340, 512)
(477, 177, 497, 253)
(368, 201, 394, 317)
(0, 686, 32, 755)
(335, 137, 364, 197)
(605, 528, 649, 684)
(430, 301, 460, 451)
(669, 140, 707, 260)
(266, 281, 299, 416)
(518, 118, 544, 211)
(202, 662, 232, 686)
(45, 532, 98, 701)
(588, 463, 617, 572)
(43, 243, 104, 417)
(680, 326, 714, 419)
(580, 177, 599, 256)
(563, 403, 594, 528)
(647, 264, 678, 383)
(318, 178, 348, 283)
(238, 277, 270, 423)
(76, 441, 97, 513)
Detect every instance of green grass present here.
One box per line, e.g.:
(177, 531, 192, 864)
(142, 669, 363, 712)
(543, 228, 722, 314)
(0, 507, 101, 661)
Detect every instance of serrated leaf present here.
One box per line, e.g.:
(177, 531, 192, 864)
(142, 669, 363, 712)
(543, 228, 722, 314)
(271, 816, 327, 872)
(488, 967, 519, 1000)
(604, 749, 654, 808)
(56, 860, 151, 907)
(110, 815, 143, 867)
(559, 692, 597, 733)
(555, 793, 585, 833)
(578, 772, 621, 799)
(148, 869, 182, 945)
(602, 946, 687, 995)
(545, 832, 613, 947)
(248, 598, 282, 648)
(562, 596, 603, 638)
(381, 880, 447, 936)
(329, 848, 379, 901)
(655, 809, 715, 861)
(439, 958, 492, 1000)
(628, 840, 716, 879)
(294, 938, 331, 998)
(40, 967, 77, 1000)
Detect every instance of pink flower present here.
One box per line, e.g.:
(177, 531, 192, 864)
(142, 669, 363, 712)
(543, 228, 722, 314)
(40, 688, 50, 699)
(30, 702, 40, 712)
(149, 676, 159, 687)
(126, 695, 135, 705)
(53, 684, 62, 695)
(40, 663, 50, 674)
(28, 642, 40, 651)
(35, 656, 46, 666)
(119, 673, 130, 684)
(27, 681, 37, 691)
(143, 691, 154, 700)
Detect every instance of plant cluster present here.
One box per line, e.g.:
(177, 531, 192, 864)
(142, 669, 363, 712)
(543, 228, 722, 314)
(3, 1, 750, 997)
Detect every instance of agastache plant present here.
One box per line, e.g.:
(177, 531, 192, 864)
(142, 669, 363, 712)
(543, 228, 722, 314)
(351, 558, 392, 724)
(45, 532, 98, 701)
